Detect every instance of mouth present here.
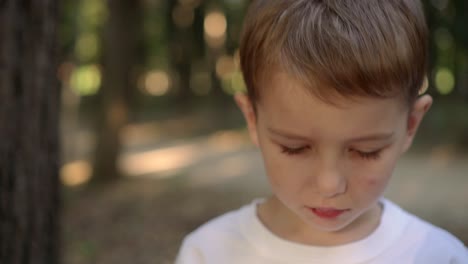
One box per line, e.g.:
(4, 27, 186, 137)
(308, 207, 350, 219)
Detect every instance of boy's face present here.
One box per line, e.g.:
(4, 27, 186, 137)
(236, 71, 432, 240)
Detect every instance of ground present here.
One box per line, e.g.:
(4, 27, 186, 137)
(62, 101, 468, 264)
(62, 136, 468, 264)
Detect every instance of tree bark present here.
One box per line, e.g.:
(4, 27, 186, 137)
(0, 0, 61, 263)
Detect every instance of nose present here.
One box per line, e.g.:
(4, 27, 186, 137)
(313, 159, 347, 198)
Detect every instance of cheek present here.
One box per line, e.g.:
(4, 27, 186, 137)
(263, 157, 296, 188)
(348, 173, 390, 204)
(365, 177, 380, 187)
(260, 148, 284, 185)
(260, 148, 305, 193)
(351, 160, 395, 195)
(363, 173, 390, 192)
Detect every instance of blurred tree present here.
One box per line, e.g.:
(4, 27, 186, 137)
(91, 0, 142, 184)
(203, 0, 234, 111)
(452, 0, 468, 100)
(0, 0, 61, 263)
(423, 0, 468, 100)
(223, 0, 246, 54)
(167, 0, 199, 106)
(204, 2, 226, 102)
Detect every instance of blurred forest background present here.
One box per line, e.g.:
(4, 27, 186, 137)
(53, 0, 468, 263)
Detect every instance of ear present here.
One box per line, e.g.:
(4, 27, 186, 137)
(234, 93, 259, 146)
(402, 94, 433, 152)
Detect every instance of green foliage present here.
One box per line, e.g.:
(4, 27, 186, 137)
(423, 0, 468, 97)
(59, 0, 468, 105)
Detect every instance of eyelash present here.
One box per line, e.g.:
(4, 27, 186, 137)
(354, 149, 381, 160)
(281, 146, 309, 155)
(280, 146, 382, 160)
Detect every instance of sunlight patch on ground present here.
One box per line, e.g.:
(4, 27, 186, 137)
(61, 129, 252, 184)
(121, 122, 162, 146)
(207, 130, 250, 151)
(120, 130, 251, 178)
(61, 160, 92, 186)
(119, 144, 198, 178)
(189, 154, 254, 187)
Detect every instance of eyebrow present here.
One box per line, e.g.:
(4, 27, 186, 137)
(267, 128, 311, 141)
(346, 132, 395, 143)
(267, 128, 395, 143)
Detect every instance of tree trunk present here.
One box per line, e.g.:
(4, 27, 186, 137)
(167, 0, 196, 107)
(204, 2, 229, 104)
(91, 0, 141, 184)
(0, 0, 61, 263)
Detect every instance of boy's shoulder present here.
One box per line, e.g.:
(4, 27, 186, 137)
(409, 214, 467, 258)
(175, 200, 259, 263)
(181, 199, 258, 248)
(386, 200, 468, 262)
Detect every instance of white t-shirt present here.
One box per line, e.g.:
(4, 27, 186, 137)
(176, 199, 468, 264)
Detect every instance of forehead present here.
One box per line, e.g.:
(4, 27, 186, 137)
(256, 72, 407, 140)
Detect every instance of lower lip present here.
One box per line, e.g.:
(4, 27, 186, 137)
(309, 208, 349, 219)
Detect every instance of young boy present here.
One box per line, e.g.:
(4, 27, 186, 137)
(176, 0, 468, 263)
